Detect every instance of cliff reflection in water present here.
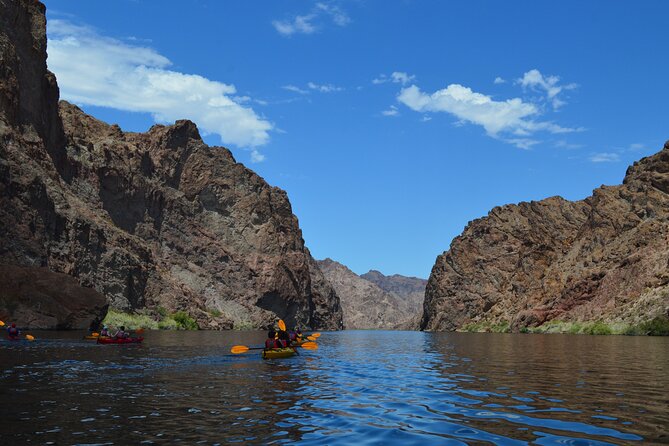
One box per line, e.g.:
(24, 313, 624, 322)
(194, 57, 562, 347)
(0, 330, 667, 445)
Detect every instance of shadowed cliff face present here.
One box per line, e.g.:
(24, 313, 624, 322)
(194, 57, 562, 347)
(0, 0, 343, 330)
(422, 142, 669, 332)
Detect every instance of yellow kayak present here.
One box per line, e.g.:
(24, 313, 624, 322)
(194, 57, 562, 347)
(84, 334, 100, 340)
(262, 347, 296, 359)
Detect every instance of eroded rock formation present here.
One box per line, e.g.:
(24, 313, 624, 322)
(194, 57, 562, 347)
(422, 143, 669, 331)
(0, 0, 343, 330)
(318, 259, 425, 329)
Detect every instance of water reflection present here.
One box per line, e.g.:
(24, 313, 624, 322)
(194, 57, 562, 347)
(0, 330, 667, 444)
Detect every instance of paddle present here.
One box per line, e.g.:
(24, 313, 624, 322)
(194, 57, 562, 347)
(25, 334, 35, 342)
(230, 345, 262, 354)
(230, 341, 318, 354)
(278, 319, 286, 331)
(0, 320, 5, 327)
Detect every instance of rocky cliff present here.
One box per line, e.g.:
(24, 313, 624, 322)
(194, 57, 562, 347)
(317, 259, 425, 329)
(0, 0, 343, 330)
(422, 143, 669, 332)
(361, 269, 426, 315)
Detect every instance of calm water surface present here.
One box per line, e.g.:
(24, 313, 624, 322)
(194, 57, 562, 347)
(0, 330, 667, 445)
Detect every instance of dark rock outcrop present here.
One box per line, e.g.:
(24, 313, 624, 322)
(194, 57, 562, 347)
(0, 265, 108, 329)
(422, 142, 669, 332)
(318, 259, 424, 329)
(0, 0, 343, 330)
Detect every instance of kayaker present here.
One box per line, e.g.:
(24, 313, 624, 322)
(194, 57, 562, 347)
(288, 328, 298, 343)
(99, 325, 110, 337)
(265, 330, 282, 349)
(89, 316, 102, 333)
(7, 323, 20, 339)
(114, 326, 130, 340)
(277, 330, 290, 347)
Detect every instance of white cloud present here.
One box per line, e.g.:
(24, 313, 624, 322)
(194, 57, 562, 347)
(282, 84, 310, 95)
(272, 14, 317, 36)
(391, 72, 415, 85)
(47, 19, 272, 151)
(316, 3, 351, 26)
(589, 152, 620, 163)
(273, 3, 350, 36)
(555, 140, 584, 149)
(381, 105, 399, 116)
(372, 71, 415, 86)
(397, 83, 578, 149)
(250, 150, 266, 163)
(494, 77, 506, 84)
(307, 82, 343, 93)
(518, 69, 576, 109)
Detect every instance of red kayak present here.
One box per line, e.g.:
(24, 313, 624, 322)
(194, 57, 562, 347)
(97, 336, 144, 345)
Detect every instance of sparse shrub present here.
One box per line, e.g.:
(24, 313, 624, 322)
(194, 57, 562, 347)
(629, 316, 669, 336)
(582, 321, 612, 335)
(172, 311, 198, 330)
(208, 308, 222, 318)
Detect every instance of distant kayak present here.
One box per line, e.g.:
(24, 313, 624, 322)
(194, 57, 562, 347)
(84, 334, 100, 340)
(262, 347, 296, 359)
(97, 336, 144, 345)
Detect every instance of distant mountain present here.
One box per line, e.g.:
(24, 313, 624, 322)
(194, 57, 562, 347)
(422, 141, 669, 332)
(317, 259, 425, 330)
(361, 270, 426, 315)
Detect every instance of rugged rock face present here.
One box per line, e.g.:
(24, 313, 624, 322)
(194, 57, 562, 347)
(422, 143, 669, 331)
(361, 270, 426, 315)
(0, 265, 108, 329)
(0, 0, 343, 330)
(318, 259, 425, 329)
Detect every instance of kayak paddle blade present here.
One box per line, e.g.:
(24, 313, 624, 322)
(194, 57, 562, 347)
(278, 319, 286, 332)
(0, 320, 4, 327)
(310, 333, 321, 338)
(25, 334, 35, 341)
(231, 345, 250, 354)
(300, 341, 318, 350)
(307, 336, 317, 341)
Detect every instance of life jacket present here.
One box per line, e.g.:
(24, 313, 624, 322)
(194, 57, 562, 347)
(289, 332, 297, 341)
(8, 327, 19, 336)
(265, 338, 278, 349)
(277, 339, 288, 348)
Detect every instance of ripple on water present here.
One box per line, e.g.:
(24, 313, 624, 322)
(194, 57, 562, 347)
(1, 330, 666, 444)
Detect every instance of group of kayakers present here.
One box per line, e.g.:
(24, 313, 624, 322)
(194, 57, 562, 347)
(265, 327, 303, 349)
(90, 317, 130, 339)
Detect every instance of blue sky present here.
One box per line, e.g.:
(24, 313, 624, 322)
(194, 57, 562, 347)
(44, 0, 668, 278)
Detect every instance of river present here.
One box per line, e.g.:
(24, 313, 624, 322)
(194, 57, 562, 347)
(1, 330, 667, 445)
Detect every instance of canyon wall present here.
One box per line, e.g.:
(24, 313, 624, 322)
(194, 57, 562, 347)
(422, 143, 669, 331)
(0, 0, 343, 330)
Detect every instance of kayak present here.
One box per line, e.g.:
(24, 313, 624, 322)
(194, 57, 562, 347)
(262, 347, 296, 359)
(84, 334, 100, 340)
(97, 336, 144, 345)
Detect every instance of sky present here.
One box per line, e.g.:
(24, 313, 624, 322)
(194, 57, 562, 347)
(43, 0, 669, 278)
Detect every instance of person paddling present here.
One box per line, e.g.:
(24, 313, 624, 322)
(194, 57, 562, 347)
(265, 330, 281, 349)
(7, 323, 20, 339)
(277, 330, 291, 348)
(99, 325, 110, 338)
(113, 325, 130, 340)
(89, 316, 102, 333)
